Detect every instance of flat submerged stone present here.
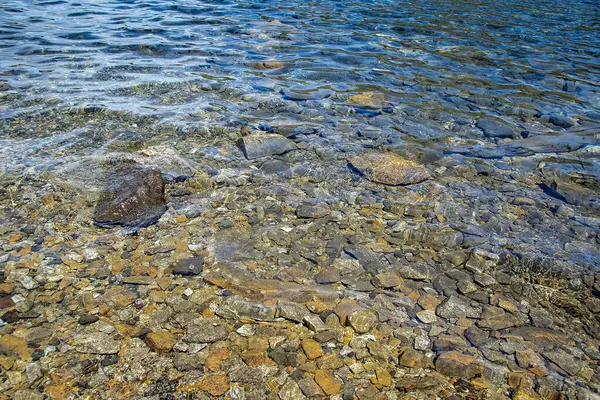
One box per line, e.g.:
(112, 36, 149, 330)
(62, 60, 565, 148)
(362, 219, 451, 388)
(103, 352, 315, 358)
(348, 152, 430, 186)
(238, 134, 297, 160)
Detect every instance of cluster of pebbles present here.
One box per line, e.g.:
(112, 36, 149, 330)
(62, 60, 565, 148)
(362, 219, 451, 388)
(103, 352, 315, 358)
(0, 97, 599, 400)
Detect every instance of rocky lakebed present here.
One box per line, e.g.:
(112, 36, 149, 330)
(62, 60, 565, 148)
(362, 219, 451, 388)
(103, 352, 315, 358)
(1, 0, 600, 399)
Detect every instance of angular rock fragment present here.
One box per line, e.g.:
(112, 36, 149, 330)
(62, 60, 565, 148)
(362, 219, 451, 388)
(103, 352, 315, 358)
(238, 134, 297, 160)
(396, 263, 435, 281)
(348, 309, 378, 333)
(185, 318, 229, 343)
(544, 350, 586, 376)
(281, 87, 333, 101)
(436, 295, 480, 319)
(541, 179, 597, 207)
(435, 351, 483, 379)
(348, 91, 384, 108)
(279, 379, 306, 400)
(298, 376, 325, 397)
(172, 256, 204, 276)
(314, 369, 342, 395)
(476, 118, 518, 139)
(94, 167, 167, 228)
(296, 203, 330, 219)
(146, 330, 176, 353)
(73, 332, 120, 355)
(348, 152, 430, 186)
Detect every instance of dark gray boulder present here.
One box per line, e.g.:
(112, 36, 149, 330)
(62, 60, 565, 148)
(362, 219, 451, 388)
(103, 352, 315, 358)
(94, 167, 167, 228)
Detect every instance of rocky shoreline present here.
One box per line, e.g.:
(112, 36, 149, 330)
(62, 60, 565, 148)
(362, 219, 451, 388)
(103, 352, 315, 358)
(0, 107, 599, 400)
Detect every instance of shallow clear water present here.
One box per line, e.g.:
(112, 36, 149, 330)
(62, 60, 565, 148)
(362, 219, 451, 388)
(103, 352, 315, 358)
(1, 0, 600, 178)
(2, 0, 599, 116)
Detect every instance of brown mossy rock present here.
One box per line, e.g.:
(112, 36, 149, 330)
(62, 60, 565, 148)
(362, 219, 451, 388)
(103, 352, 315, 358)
(94, 166, 166, 228)
(348, 152, 430, 186)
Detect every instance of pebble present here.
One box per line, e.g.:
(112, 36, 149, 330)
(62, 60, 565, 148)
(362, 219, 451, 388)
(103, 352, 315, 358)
(173, 256, 204, 276)
(73, 333, 120, 355)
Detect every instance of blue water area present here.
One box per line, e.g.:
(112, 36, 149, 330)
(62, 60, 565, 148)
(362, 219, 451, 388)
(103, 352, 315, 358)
(1, 0, 598, 117)
(1, 0, 599, 181)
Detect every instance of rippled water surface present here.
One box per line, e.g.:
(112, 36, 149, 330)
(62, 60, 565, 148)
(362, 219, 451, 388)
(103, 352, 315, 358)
(2, 0, 599, 115)
(1, 0, 600, 179)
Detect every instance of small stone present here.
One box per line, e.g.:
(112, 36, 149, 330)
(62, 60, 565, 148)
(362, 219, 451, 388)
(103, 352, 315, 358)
(457, 279, 478, 295)
(544, 350, 586, 376)
(73, 332, 120, 355)
(0, 282, 15, 294)
(173, 342, 189, 352)
(348, 92, 384, 107)
(279, 302, 310, 323)
(512, 197, 535, 206)
(296, 204, 331, 219)
(21, 276, 39, 290)
(197, 374, 230, 396)
(314, 369, 342, 395)
(304, 315, 328, 332)
(156, 277, 172, 291)
(173, 256, 204, 276)
(25, 362, 43, 384)
(414, 335, 430, 351)
(375, 367, 392, 386)
(399, 348, 428, 368)
(314, 268, 341, 284)
(529, 308, 553, 328)
(78, 314, 100, 325)
(416, 309, 437, 324)
(31, 349, 45, 361)
(101, 287, 137, 308)
(348, 152, 430, 186)
(238, 134, 297, 160)
(348, 309, 378, 333)
(252, 60, 285, 69)
(396, 263, 434, 281)
(476, 118, 517, 139)
(435, 351, 483, 379)
(372, 271, 403, 288)
(473, 273, 496, 287)
(237, 324, 255, 337)
(298, 376, 325, 397)
(436, 296, 479, 319)
(317, 354, 344, 370)
(279, 379, 306, 400)
(418, 293, 442, 310)
(185, 318, 229, 343)
(146, 330, 176, 353)
(301, 340, 324, 360)
(122, 276, 154, 285)
(367, 341, 390, 361)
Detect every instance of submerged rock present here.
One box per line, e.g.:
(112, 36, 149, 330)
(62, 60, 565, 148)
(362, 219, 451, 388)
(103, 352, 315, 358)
(73, 332, 120, 355)
(348, 91, 384, 108)
(94, 167, 167, 228)
(476, 118, 518, 139)
(435, 351, 483, 379)
(172, 256, 204, 276)
(348, 152, 430, 186)
(280, 87, 333, 101)
(540, 179, 597, 207)
(238, 134, 297, 160)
